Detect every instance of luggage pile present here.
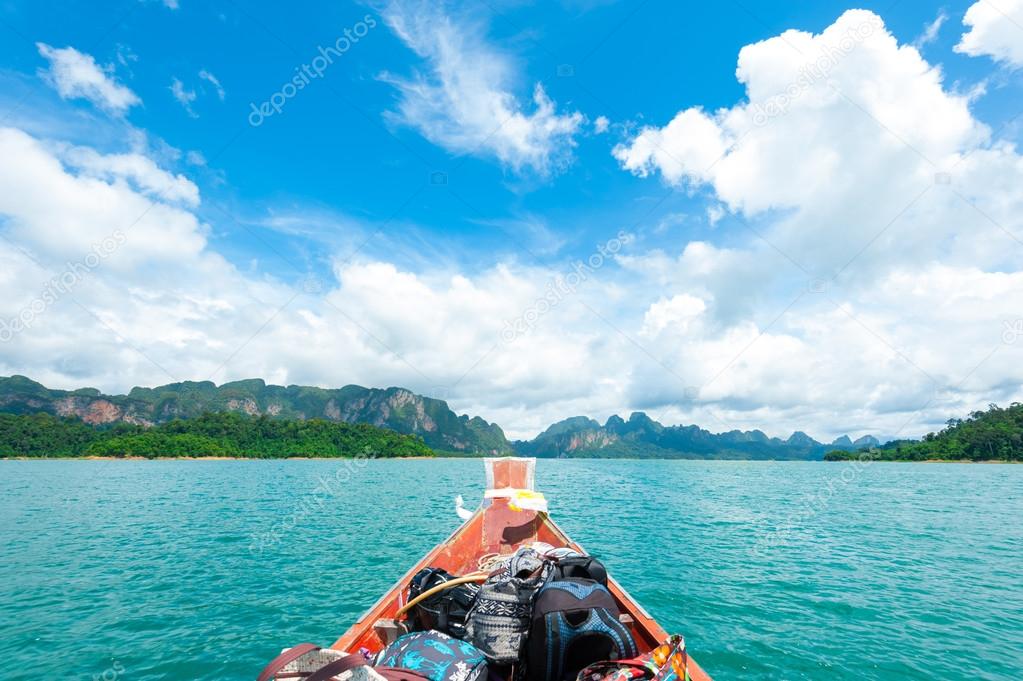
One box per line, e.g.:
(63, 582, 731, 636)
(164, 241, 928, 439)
(258, 545, 689, 681)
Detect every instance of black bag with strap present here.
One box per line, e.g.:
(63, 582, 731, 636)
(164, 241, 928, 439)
(407, 567, 480, 639)
(549, 555, 607, 585)
(525, 577, 637, 681)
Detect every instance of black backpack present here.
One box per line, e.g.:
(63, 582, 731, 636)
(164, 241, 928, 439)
(525, 577, 637, 681)
(408, 567, 480, 639)
(549, 555, 607, 585)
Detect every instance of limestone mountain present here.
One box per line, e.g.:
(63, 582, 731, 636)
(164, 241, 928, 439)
(0, 375, 511, 455)
(0, 375, 879, 459)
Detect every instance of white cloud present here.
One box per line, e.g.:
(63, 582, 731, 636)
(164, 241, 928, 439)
(115, 44, 138, 71)
(36, 43, 140, 114)
(470, 213, 567, 256)
(168, 71, 224, 119)
(593, 115, 610, 134)
(379, 1, 584, 175)
(706, 204, 725, 226)
(60, 145, 201, 206)
(956, 0, 1023, 67)
(914, 9, 948, 47)
(199, 69, 225, 100)
(640, 294, 706, 337)
(608, 9, 1023, 436)
(0, 128, 205, 264)
(620, 250, 1023, 426)
(613, 106, 729, 187)
(0, 126, 610, 438)
(612, 10, 1018, 279)
(169, 77, 198, 117)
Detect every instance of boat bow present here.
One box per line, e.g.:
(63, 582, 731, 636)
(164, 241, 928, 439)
(331, 457, 711, 681)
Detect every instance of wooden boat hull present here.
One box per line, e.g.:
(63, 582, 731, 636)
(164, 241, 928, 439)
(331, 458, 711, 681)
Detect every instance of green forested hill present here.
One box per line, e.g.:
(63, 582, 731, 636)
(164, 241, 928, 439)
(0, 412, 434, 459)
(824, 403, 1023, 462)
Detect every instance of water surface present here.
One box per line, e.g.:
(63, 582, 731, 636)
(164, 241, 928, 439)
(0, 459, 1019, 680)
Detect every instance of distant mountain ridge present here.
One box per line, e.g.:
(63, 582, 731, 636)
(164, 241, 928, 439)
(0, 375, 879, 459)
(512, 412, 874, 460)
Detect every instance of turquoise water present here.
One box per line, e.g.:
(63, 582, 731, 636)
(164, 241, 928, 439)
(0, 459, 1020, 680)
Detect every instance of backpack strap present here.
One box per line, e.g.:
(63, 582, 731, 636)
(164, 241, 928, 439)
(257, 644, 321, 681)
(436, 601, 449, 633)
(304, 653, 369, 681)
(545, 612, 562, 681)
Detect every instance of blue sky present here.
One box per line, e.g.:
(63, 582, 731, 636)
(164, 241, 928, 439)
(1, 0, 1022, 440)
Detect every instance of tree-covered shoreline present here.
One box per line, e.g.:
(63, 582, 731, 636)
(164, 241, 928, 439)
(0, 412, 435, 459)
(6, 403, 1021, 462)
(825, 403, 1023, 462)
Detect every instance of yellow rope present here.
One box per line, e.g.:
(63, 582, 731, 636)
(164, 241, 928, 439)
(395, 553, 515, 619)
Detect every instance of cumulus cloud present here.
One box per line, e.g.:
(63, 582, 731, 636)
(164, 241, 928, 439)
(640, 294, 706, 337)
(612, 10, 1019, 278)
(609, 9, 1023, 435)
(379, 0, 584, 175)
(955, 0, 1023, 67)
(36, 44, 140, 114)
(0, 128, 205, 264)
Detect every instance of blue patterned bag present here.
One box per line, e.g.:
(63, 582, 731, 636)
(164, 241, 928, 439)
(375, 631, 488, 681)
